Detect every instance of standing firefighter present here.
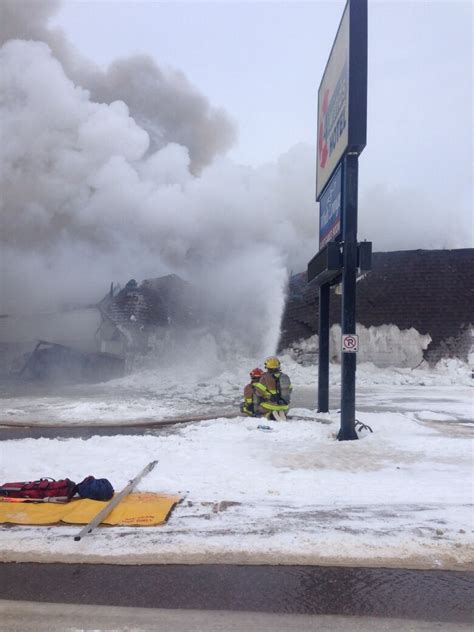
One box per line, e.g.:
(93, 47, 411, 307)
(255, 356, 292, 420)
(240, 367, 264, 417)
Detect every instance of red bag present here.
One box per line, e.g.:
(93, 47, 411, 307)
(0, 478, 77, 501)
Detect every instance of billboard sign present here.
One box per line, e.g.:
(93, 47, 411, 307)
(319, 162, 342, 249)
(316, 0, 367, 201)
(316, 4, 349, 200)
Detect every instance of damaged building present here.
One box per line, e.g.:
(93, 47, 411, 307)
(280, 248, 474, 367)
(96, 274, 204, 360)
(1, 250, 472, 382)
(0, 274, 204, 382)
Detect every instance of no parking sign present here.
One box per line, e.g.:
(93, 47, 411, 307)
(342, 334, 359, 353)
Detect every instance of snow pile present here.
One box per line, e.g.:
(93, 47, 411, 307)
(0, 399, 174, 424)
(435, 357, 474, 381)
(278, 353, 472, 388)
(106, 351, 473, 406)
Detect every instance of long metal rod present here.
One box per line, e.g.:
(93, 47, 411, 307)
(74, 460, 158, 541)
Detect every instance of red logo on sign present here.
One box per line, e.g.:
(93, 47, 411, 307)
(319, 89, 330, 169)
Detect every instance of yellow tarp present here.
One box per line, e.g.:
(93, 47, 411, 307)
(0, 492, 182, 526)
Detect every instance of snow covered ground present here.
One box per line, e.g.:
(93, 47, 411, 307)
(0, 354, 471, 425)
(0, 357, 472, 570)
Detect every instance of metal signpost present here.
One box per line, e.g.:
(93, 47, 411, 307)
(307, 0, 369, 440)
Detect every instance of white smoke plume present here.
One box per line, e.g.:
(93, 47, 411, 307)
(0, 2, 316, 357)
(0, 1, 471, 361)
(0, 0, 236, 173)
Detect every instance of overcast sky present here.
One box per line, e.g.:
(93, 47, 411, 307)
(50, 1, 473, 190)
(0, 0, 472, 315)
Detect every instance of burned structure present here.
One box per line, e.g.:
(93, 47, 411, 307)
(1, 274, 204, 382)
(19, 340, 124, 383)
(2, 251, 471, 381)
(96, 274, 203, 359)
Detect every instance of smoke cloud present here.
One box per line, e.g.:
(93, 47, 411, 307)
(0, 1, 471, 360)
(0, 0, 236, 174)
(0, 3, 314, 356)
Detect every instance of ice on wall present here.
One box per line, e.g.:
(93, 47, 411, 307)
(286, 324, 432, 369)
(468, 328, 474, 366)
(331, 324, 432, 368)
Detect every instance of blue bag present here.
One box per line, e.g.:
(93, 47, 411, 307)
(76, 476, 114, 501)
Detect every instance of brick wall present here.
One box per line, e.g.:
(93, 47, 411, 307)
(279, 249, 474, 363)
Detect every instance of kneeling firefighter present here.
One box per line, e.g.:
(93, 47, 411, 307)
(255, 356, 292, 420)
(240, 367, 265, 416)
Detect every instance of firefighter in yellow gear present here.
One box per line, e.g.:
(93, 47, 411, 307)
(240, 367, 265, 416)
(254, 356, 292, 419)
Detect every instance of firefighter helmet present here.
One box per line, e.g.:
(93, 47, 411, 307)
(250, 367, 264, 379)
(264, 356, 281, 370)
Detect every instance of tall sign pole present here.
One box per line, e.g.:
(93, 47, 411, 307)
(340, 0, 367, 440)
(308, 0, 368, 440)
(340, 153, 359, 439)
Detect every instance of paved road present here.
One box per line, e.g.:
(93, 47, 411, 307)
(0, 563, 472, 623)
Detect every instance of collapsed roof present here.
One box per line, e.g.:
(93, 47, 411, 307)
(100, 274, 203, 330)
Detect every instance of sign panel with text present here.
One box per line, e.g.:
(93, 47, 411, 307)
(316, 0, 367, 201)
(316, 3, 349, 200)
(319, 163, 342, 249)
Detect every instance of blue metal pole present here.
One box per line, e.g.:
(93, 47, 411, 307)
(318, 283, 330, 412)
(339, 153, 359, 440)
